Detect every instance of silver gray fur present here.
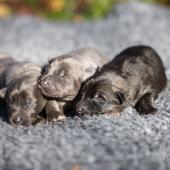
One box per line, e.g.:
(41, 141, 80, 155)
(0, 2, 170, 170)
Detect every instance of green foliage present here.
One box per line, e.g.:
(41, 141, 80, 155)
(1, 0, 170, 20)
(83, 0, 114, 19)
(46, 11, 74, 21)
(25, 0, 38, 8)
(45, 0, 117, 21)
(137, 0, 170, 5)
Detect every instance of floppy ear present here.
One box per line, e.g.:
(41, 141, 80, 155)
(0, 87, 7, 99)
(80, 67, 96, 82)
(41, 64, 48, 74)
(48, 57, 56, 64)
(96, 66, 101, 73)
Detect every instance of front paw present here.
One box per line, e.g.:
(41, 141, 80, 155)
(47, 112, 65, 122)
(136, 104, 157, 115)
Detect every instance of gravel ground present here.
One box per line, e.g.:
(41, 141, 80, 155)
(0, 2, 170, 170)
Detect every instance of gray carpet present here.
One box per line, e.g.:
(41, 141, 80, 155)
(0, 2, 170, 170)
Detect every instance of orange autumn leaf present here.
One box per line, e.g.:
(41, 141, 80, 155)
(71, 165, 83, 170)
(49, 0, 65, 12)
(0, 4, 11, 18)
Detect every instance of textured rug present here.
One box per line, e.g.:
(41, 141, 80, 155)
(0, 2, 170, 170)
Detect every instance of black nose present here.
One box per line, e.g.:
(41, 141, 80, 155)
(76, 104, 86, 116)
(10, 116, 23, 125)
(40, 78, 52, 88)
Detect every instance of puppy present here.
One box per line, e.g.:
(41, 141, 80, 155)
(74, 46, 167, 116)
(38, 47, 108, 115)
(0, 55, 63, 126)
(39, 47, 107, 100)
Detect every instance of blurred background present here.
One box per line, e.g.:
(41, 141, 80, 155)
(0, 0, 170, 21)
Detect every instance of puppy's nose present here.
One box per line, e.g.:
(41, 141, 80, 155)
(76, 105, 86, 116)
(10, 116, 23, 125)
(40, 78, 52, 88)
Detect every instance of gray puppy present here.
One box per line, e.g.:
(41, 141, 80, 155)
(75, 46, 167, 116)
(39, 47, 107, 100)
(39, 47, 108, 115)
(0, 54, 63, 126)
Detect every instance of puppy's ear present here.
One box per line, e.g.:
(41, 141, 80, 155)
(0, 87, 7, 99)
(48, 57, 56, 64)
(80, 67, 96, 81)
(41, 64, 48, 74)
(114, 92, 125, 105)
(96, 66, 101, 73)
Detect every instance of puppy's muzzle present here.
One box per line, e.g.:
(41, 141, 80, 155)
(10, 114, 31, 126)
(76, 103, 87, 116)
(39, 77, 53, 90)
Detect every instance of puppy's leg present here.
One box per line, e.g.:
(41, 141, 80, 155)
(45, 100, 65, 122)
(135, 92, 157, 115)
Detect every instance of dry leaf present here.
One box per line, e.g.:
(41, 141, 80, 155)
(71, 165, 83, 170)
(49, 0, 65, 12)
(0, 4, 11, 18)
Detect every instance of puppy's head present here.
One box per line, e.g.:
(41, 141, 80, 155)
(0, 76, 46, 126)
(39, 57, 96, 100)
(75, 76, 128, 116)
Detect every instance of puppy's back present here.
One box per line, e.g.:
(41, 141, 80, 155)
(0, 54, 16, 76)
(55, 47, 108, 67)
(0, 54, 16, 88)
(69, 47, 107, 66)
(1, 62, 41, 88)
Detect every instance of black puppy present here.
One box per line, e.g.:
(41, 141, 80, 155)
(74, 46, 167, 116)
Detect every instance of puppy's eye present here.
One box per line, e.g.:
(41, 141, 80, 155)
(94, 93, 106, 101)
(59, 69, 65, 79)
(26, 99, 37, 108)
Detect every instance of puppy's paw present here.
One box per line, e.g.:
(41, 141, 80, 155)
(135, 103, 157, 115)
(135, 92, 158, 115)
(57, 115, 66, 120)
(105, 112, 121, 117)
(47, 111, 65, 122)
